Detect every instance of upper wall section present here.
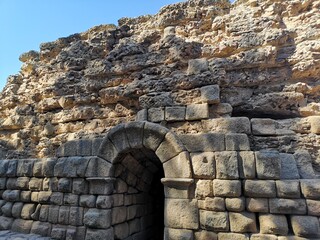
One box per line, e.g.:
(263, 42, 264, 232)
(0, 0, 319, 158)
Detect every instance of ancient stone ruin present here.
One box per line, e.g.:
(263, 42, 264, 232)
(0, 0, 320, 239)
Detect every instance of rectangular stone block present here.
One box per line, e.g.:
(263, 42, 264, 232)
(196, 180, 213, 199)
(29, 178, 43, 191)
(250, 234, 278, 240)
(255, 151, 280, 180)
(225, 197, 245, 212)
(276, 180, 300, 199)
(218, 233, 249, 240)
(246, 198, 269, 213)
(191, 152, 215, 179)
(48, 205, 60, 224)
(259, 214, 288, 236)
(244, 180, 276, 198)
(213, 180, 241, 197)
(198, 197, 225, 211)
(300, 179, 320, 199)
(136, 109, 148, 121)
(202, 117, 251, 134)
(280, 153, 300, 179)
(148, 107, 165, 122)
(238, 151, 256, 179)
(6, 178, 17, 189)
(251, 118, 276, 135)
(180, 133, 225, 152)
(306, 199, 320, 216)
(64, 193, 79, 206)
(291, 216, 320, 238)
(92, 138, 103, 156)
(0, 160, 9, 177)
(163, 151, 192, 178)
(165, 106, 186, 122)
(294, 151, 316, 179)
(85, 228, 114, 240)
(62, 140, 78, 157)
(58, 206, 70, 225)
(0, 178, 7, 190)
(229, 212, 258, 233)
(85, 157, 114, 177)
(11, 219, 33, 234)
(42, 159, 56, 177)
(200, 85, 220, 104)
(88, 179, 114, 195)
(77, 139, 92, 156)
(215, 151, 239, 179)
(225, 133, 250, 151)
(186, 103, 209, 120)
(84, 208, 111, 229)
(7, 160, 17, 177)
(199, 210, 229, 231)
(269, 198, 307, 214)
(73, 178, 88, 194)
(17, 160, 34, 177)
(31, 221, 51, 237)
(156, 132, 186, 163)
(195, 230, 218, 240)
(165, 228, 194, 240)
(21, 204, 36, 220)
(33, 161, 43, 177)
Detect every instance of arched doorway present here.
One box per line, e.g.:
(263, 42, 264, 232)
(97, 121, 194, 240)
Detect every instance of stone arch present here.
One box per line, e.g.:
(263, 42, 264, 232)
(97, 121, 193, 179)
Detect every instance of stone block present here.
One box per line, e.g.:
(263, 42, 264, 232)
(0, 178, 6, 189)
(308, 116, 320, 134)
(33, 161, 43, 177)
(16, 177, 29, 190)
(114, 222, 129, 239)
(194, 230, 218, 240)
(148, 107, 165, 122)
(29, 178, 43, 191)
(85, 228, 114, 240)
(229, 212, 257, 233)
(58, 206, 70, 225)
(143, 122, 168, 151)
(31, 221, 51, 236)
(129, 218, 140, 235)
(136, 109, 148, 121)
(165, 106, 186, 122)
(73, 178, 88, 194)
(84, 209, 111, 229)
(294, 151, 316, 179)
(77, 139, 92, 156)
(218, 233, 249, 240)
(69, 207, 84, 226)
(51, 226, 66, 239)
(226, 197, 245, 212)
(125, 121, 145, 149)
(62, 140, 78, 157)
(213, 180, 241, 197)
(11, 219, 33, 233)
(156, 132, 186, 163)
(238, 151, 256, 179)
(250, 234, 278, 240)
(58, 178, 72, 192)
(0, 160, 9, 177)
(306, 199, 320, 216)
(108, 124, 131, 153)
(276, 180, 300, 198)
(30, 204, 41, 220)
(6, 178, 17, 189)
(251, 118, 276, 135)
(246, 198, 269, 213)
(98, 138, 119, 163)
(92, 138, 103, 156)
(7, 160, 17, 177)
(96, 195, 113, 209)
(255, 150, 280, 180)
(200, 197, 225, 211)
(196, 180, 213, 199)
(215, 151, 239, 179)
(80, 195, 96, 208)
(165, 199, 199, 229)
(20, 191, 31, 202)
(163, 151, 192, 178)
(85, 157, 114, 177)
(259, 214, 288, 235)
(244, 180, 276, 198)
(12, 202, 23, 218)
(269, 198, 306, 214)
(48, 205, 59, 224)
(225, 133, 250, 151)
(291, 216, 320, 238)
(187, 58, 208, 75)
(21, 204, 36, 220)
(300, 179, 320, 199)
(191, 152, 215, 179)
(2, 190, 20, 201)
(42, 159, 56, 177)
(39, 205, 49, 222)
(1, 202, 13, 217)
(186, 103, 209, 120)
(202, 117, 251, 134)
(64, 193, 79, 206)
(88, 178, 114, 195)
(180, 133, 225, 152)
(200, 85, 220, 104)
(50, 192, 63, 205)
(199, 210, 229, 231)
(0, 216, 13, 230)
(165, 228, 194, 240)
(17, 160, 34, 177)
(280, 153, 300, 179)
(31, 192, 39, 202)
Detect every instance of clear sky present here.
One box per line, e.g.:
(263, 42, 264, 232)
(0, 0, 187, 91)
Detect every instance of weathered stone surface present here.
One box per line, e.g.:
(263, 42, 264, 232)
(85, 157, 114, 177)
(229, 212, 258, 233)
(276, 180, 301, 199)
(293, 151, 316, 179)
(300, 179, 320, 199)
(148, 107, 165, 122)
(225, 197, 245, 212)
(218, 233, 249, 240)
(200, 85, 220, 104)
(238, 151, 256, 179)
(259, 214, 289, 235)
(306, 199, 320, 216)
(203, 117, 251, 134)
(85, 228, 114, 240)
(195, 230, 217, 240)
(0, 216, 13, 230)
(191, 152, 215, 179)
(165, 228, 194, 240)
(11, 219, 33, 234)
(163, 151, 192, 178)
(199, 197, 225, 212)
(156, 132, 186, 163)
(291, 216, 320, 238)
(84, 209, 111, 229)
(196, 180, 213, 199)
(165, 106, 186, 122)
(180, 133, 225, 152)
(199, 210, 229, 231)
(246, 198, 269, 213)
(269, 199, 307, 215)
(225, 134, 250, 151)
(215, 151, 239, 179)
(255, 150, 280, 180)
(213, 180, 241, 197)
(186, 104, 209, 120)
(280, 153, 300, 179)
(244, 180, 276, 198)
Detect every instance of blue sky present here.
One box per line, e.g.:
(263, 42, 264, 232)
(0, 0, 186, 90)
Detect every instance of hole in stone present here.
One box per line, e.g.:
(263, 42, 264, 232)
(113, 148, 165, 240)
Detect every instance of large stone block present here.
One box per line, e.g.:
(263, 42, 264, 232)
(80, 195, 96, 208)
(300, 179, 320, 199)
(12, 202, 23, 218)
(229, 212, 258, 233)
(199, 210, 229, 231)
(112, 206, 127, 225)
(218, 233, 249, 240)
(255, 150, 280, 180)
(269, 198, 306, 215)
(306, 199, 320, 216)
(194, 230, 218, 240)
(164, 199, 199, 229)
(238, 151, 256, 179)
(191, 152, 215, 179)
(251, 118, 276, 135)
(88, 178, 114, 195)
(17, 160, 34, 177)
(225, 133, 250, 151)
(85, 157, 114, 177)
(30, 221, 51, 237)
(98, 138, 119, 163)
(0, 178, 6, 189)
(21, 204, 36, 220)
(1, 202, 13, 217)
(108, 124, 131, 153)
(276, 180, 300, 199)
(48, 205, 59, 224)
(156, 132, 185, 163)
(92, 138, 103, 156)
(77, 139, 92, 156)
(58, 206, 70, 225)
(114, 222, 129, 240)
(291, 216, 320, 238)
(42, 159, 56, 177)
(165, 106, 186, 122)
(2, 190, 20, 202)
(165, 228, 194, 240)
(244, 180, 276, 198)
(7, 160, 17, 177)
(187, 58, 208, 75)
(294, 151, 316, 179)
(85, 228, 114, 240)
(125, 121, 145, 149)
(163, 151, 192, 178)
(148, 107, 165, 122)
(246, 198, 269, 213)
(250, 234, 278, 240)
(200, 197, 225, 211)
(225, 197, 245, 212)
(143, 122, 168, 151)
(200, 85, 220, 104)
(259, 214, 288, 235)
(84, 209, 111, 229)
(0, 216, 13, 230)
(11, 219, 33, 234)
(196, 180, 213, 199)
(279, 153, 300, 179)
(202, 117, 251, 134)
(213, 180, 241, 197)
(215, 151, 239, 179)
(29, 178, 43, 191)
(186, 103, 209, 120)
(179, 133, 225, 152)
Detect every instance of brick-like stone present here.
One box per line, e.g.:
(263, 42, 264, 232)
(280, 153, 300, 179)
(294, 151, 316, 179)
(229, 212, 257, 233)
(306, 199, 320, 216)
(0, 178, 6, 189)
(96, 195, 113, 209)
(291, 216, 320, 238)
(29, 178, 43, 191)
(191, 152, 215, 179)
(88, 178, 114, 195)
(196, 180, 213, 199)
(165, 106, 186, 122)
(200, 85, 220, 104)
(226, 198, 245, 212)
(269, 198, 306, 214)
(163, 151, 192, 178)
(7, 160, 17, 177)
(251, 118, 276, 135)
(300, 179, 320, 199)
(2, 190, 20, 202)
(259, 214, 288, 235)
(50, 192, 64, 205)
(69, 207, 84, 226)
(112, 206, 127, 224)
(85, 157, 114, 177)
(143, 122, 168, 151)
(33, 161, 43, 177)
(11, 219, 33, 233)
(58, 178, 72, 192)
(136, 109, 147, 121)
(195, 230, 218, 240)
(165, 228, 194, 240)
(16, 177, 30, 190)
(85, 228, 114, 240)
(84, 209, 111, 229)
(1, 202, 13, 217)
(39, 205, 49, 222)
(0, 216, 13, 230)
(148, 107, 165, 122)
(42, 159, 56, 177)
(246, 198, 269, 213)
(199, 210, 229, 231)
(213, 180, 241, 197)
(202, 117, 251, 134)
(186, 103, 209, 120)
(0, 160, 9, 177)
(97, 137, 119, 163)
(165, 199, 199, 229)
(114, 222, 129, 239)
(125, 121, 145, 149)
(17, 160, 34, 177)
(20, 191, 31, 202)
(198, 197, 225, 211)
(6, 178, 17, 189)
(77, 139, 92, 156)
(73, 178, 88, 194)
(21, 204, 36, 220)
(64, 193, 79, 206)
(244, 180, 276, 198)
(255, 150, 280, 180)
(48, 205, 59, 224)
(30, 221, 51, 237)
(11, 202, 23, 218)
(180, 133, 225, 152)
(250, 234, 278, 240)
(276, 180, 300, 199)
(215, 151, 239, 179)
(92, 138, 103, 156)
(225, 133, 250, 151)
(51, 226, 66, 239)
(308, 116, 320, 134)
(218, 233, 249, 240)
(62, 140, 78, 157)
(80, 195, 96, 208)
(238, 151, 256, 179)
